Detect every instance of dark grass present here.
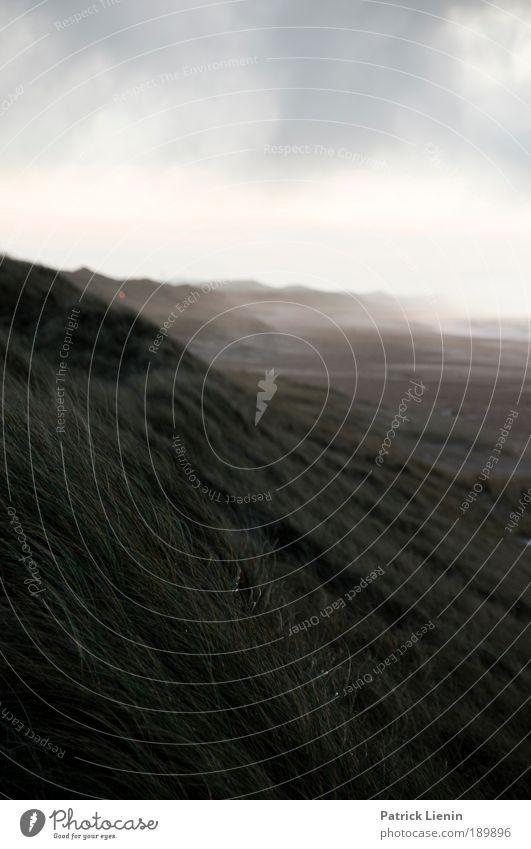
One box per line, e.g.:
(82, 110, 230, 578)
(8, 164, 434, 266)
(0, 256, 529, 799)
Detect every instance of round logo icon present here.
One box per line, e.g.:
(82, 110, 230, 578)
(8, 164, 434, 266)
(20, 810, 46, 837)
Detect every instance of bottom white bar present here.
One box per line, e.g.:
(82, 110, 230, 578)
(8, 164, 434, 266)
(2, 800, 527, 848)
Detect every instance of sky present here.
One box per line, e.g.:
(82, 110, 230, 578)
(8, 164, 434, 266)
(1, 0, 531, 315)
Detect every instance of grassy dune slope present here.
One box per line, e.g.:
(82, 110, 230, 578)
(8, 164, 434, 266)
(0, 257, 528, 799)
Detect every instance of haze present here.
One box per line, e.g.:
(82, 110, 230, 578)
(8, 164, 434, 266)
(1, 0, 531, 317)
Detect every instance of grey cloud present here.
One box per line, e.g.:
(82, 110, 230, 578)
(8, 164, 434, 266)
(0, 0, 530, 182)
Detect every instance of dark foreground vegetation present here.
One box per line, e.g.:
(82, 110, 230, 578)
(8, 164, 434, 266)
(0, 256, 529, 799)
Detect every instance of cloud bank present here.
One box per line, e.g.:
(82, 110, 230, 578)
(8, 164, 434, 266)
(1, 0, 530, 312)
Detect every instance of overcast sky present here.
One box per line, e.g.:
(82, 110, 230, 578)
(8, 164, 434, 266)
(1, 0, 531, 314)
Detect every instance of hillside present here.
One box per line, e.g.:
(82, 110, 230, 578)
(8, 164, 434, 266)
(62, 266, 449, 352)
(0, 256, 529, 799)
